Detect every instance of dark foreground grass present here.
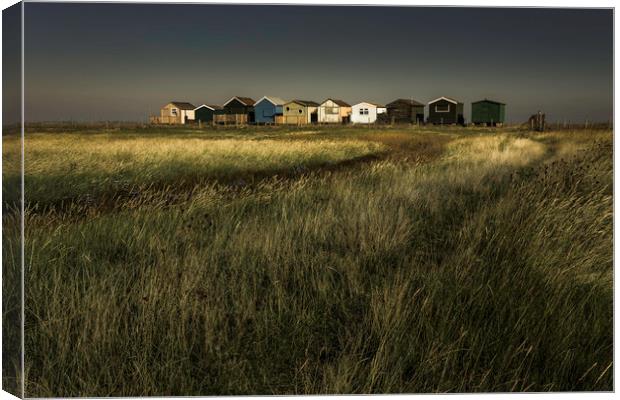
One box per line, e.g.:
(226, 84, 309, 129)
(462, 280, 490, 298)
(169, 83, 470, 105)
(3, 127, 613, 395)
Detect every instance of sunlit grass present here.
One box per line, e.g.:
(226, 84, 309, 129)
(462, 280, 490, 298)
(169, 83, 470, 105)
(5, 126, 612, 395)
(4, 133, 384, 207)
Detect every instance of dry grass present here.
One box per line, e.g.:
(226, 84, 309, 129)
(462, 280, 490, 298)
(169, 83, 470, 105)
(2, 126, 612, 396)
(3, 133, 384, 209)
(447, 135, 546, 166)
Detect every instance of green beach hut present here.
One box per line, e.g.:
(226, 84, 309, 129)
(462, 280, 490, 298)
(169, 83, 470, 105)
(471, 99, 506, 126)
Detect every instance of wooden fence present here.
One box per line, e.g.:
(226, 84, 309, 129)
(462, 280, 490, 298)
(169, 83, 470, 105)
(213, 114, 248, 125)
(276, 115, 312, 125)
(149, 115, 183, 124)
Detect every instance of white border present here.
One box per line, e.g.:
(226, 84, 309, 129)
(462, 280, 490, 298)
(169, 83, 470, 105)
(0, 2, 616, 400)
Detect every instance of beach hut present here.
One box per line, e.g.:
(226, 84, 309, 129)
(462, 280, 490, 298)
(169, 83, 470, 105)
(427, 97, 464, 125)
(151, 101, 196, 124)
(351, 102, 386, 124)
(281, 100, 319, 125)
(188, 104, 222, 123)
(253, 96, 286, 124)
(215, 96, 256, 124)
(318, 99, 352, 124)
(386, 99, 425, 123)
(471, 99, 506, 126)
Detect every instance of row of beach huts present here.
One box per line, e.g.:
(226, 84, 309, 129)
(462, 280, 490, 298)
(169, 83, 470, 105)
(150, 96, 506, 126)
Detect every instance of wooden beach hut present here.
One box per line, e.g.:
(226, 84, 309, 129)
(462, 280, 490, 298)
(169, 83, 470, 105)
(214, 96, 256, 124)
(189, 104, 222, 124)
(427, 97, 464, 125)
(318, 99, 352, 124)
(351, 102, 386, 124)
(471, 99, 506, 126)
(151, 101, 196, 124)
(386, 99, 425, 123)
(281, 100, 319, 125)
(253, 96, 286, 124)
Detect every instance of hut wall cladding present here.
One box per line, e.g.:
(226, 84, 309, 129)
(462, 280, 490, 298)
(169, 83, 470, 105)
(351, 102, 385, 124)
(471, 100, 506, 125)
(194, 107, 217, 123)
(159, 103, 183, 124)
(428, 99, 464, 124)
(157, 103, 195, 124)
(386, 100, 424, 123)
(282, 102, 318, 124)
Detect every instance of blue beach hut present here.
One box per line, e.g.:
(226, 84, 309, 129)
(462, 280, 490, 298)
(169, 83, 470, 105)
(253, 96, 286, 124)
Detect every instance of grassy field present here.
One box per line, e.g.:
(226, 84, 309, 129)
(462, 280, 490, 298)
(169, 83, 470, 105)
(2, 124, 613, 395)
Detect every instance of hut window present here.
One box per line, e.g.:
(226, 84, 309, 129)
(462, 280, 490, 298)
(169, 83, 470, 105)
(435, 104, 450, 113)
(326, 107, 337, 114)
(299, 109, 303, 114)
(286, 107, 290, 112)
(359, 108, 369, 115)
(171, 108, 178, 116)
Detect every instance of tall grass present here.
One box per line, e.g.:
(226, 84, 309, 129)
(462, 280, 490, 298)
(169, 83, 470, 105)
(2, 135, 22, 397)
(12, 127, 613, 395)
(4, 133, 384, 208)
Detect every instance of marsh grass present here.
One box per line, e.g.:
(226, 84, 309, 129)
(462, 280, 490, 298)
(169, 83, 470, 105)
(4, 134, 385, 209)
(5, 126, 612, 395)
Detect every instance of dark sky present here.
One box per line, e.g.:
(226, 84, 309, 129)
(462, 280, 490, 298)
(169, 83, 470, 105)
(3, 2, 21, 125)
(22, 4, 613, 123)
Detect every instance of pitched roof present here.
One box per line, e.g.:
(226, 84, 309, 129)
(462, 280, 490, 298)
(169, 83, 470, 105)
(386, 98, 424, 107)
(194, 104, 223, 111)
(170, 101, 196, 110)
(353, 101, 385, 108)
(223, 96, 256, 107)
(321, 98, 351, 107)
(255, 96, 287, 106)
(472, 99, 505, 105)
(288, 100, 320, 107)
(428, 96, 461, 105)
